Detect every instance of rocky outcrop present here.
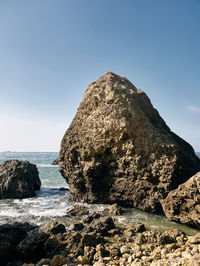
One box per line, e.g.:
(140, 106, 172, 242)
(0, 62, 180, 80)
(0, 160, 41, 199)
(161, 172, 200, 227)
(3, 212, 200, 266)
(59, 72, 200, 212)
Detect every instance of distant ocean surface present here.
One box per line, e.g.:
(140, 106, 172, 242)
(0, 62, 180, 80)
(0, 152, 200, 235)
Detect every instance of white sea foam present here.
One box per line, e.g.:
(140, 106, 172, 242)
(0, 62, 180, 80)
(28, 208, 66, 217)
(0, 209, 21, 217)
(37, 163, 58, 168)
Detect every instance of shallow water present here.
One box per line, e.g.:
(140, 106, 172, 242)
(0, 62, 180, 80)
(0, 152, 200, 235)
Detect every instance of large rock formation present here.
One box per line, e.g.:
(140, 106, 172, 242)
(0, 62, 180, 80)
(0, 160, 41, 199)
(59, 72, 200, 212)
(161, 172, 200, 227)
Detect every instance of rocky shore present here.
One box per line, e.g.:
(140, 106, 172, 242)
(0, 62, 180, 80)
(1, 204, 200, 266)
(1, 73, 200, 265)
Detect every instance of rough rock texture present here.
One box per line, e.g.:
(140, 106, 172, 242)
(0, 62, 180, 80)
(161, 172, 200, 227)
(59, 72, 200, 212)
(0, 160, 41, 199)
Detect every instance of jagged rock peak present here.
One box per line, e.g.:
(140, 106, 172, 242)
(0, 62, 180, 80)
(59, 72, 200, 213)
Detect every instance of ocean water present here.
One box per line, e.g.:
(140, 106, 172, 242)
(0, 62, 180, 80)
(0, 152, 200, 235)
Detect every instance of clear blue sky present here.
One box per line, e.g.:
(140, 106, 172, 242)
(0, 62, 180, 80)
(0, 0, 200, 152)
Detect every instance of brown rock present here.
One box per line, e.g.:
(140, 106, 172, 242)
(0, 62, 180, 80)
(161, 172, 200, 227)
(59, 72, 200, 212)
(0, 159, 41, 199)
(66, 204, 89, 217)
(39, 220, 66, 235)
(50, 254, 66, 266)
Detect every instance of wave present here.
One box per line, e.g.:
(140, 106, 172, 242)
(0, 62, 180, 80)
(36, 163, 58, 168)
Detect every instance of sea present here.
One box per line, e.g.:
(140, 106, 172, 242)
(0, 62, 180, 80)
(0, 152, 200, 235)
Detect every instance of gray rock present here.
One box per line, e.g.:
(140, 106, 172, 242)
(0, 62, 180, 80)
(58, 72, 200, 212)
(0, 159, 41, 199)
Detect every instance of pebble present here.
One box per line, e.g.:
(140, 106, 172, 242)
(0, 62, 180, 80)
(120, 245, 130, 254)
(93, 262, 106, 266)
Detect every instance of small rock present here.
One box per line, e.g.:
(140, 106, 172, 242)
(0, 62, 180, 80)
(93, 262, 106, 266)
(120, 245, 130, 254)
(77, 255, 90, 265)
(50, 255, 66, 266)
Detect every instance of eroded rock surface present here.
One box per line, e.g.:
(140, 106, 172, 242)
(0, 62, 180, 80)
(161, 172, 200, 227)
(59, 72, 200, 212)
(0, 159, 41, 199)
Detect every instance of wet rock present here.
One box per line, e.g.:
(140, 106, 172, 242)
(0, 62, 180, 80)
(161, 172, 200, 227)
(0, 159, 41, 199)
(109, 203, 125, 215)
(58, 187, 69, 191)
(51, 159, 59, 165)
(59, 72, 200, 213)
(66, 204, 89, 217)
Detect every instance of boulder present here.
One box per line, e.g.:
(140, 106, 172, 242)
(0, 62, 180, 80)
(161, 172, 200, 227)
(0, 160, 41, 199)
(58, 72, 200, 212)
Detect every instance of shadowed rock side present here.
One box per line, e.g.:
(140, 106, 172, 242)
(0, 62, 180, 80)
(161, 172, 200, 227)
(0, 159, 41, 199)
(59, 72, 200, 213)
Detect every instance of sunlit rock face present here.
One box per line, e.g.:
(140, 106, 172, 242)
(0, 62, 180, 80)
(161, 172, 200, 227)
(59, 72, 200, 213)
